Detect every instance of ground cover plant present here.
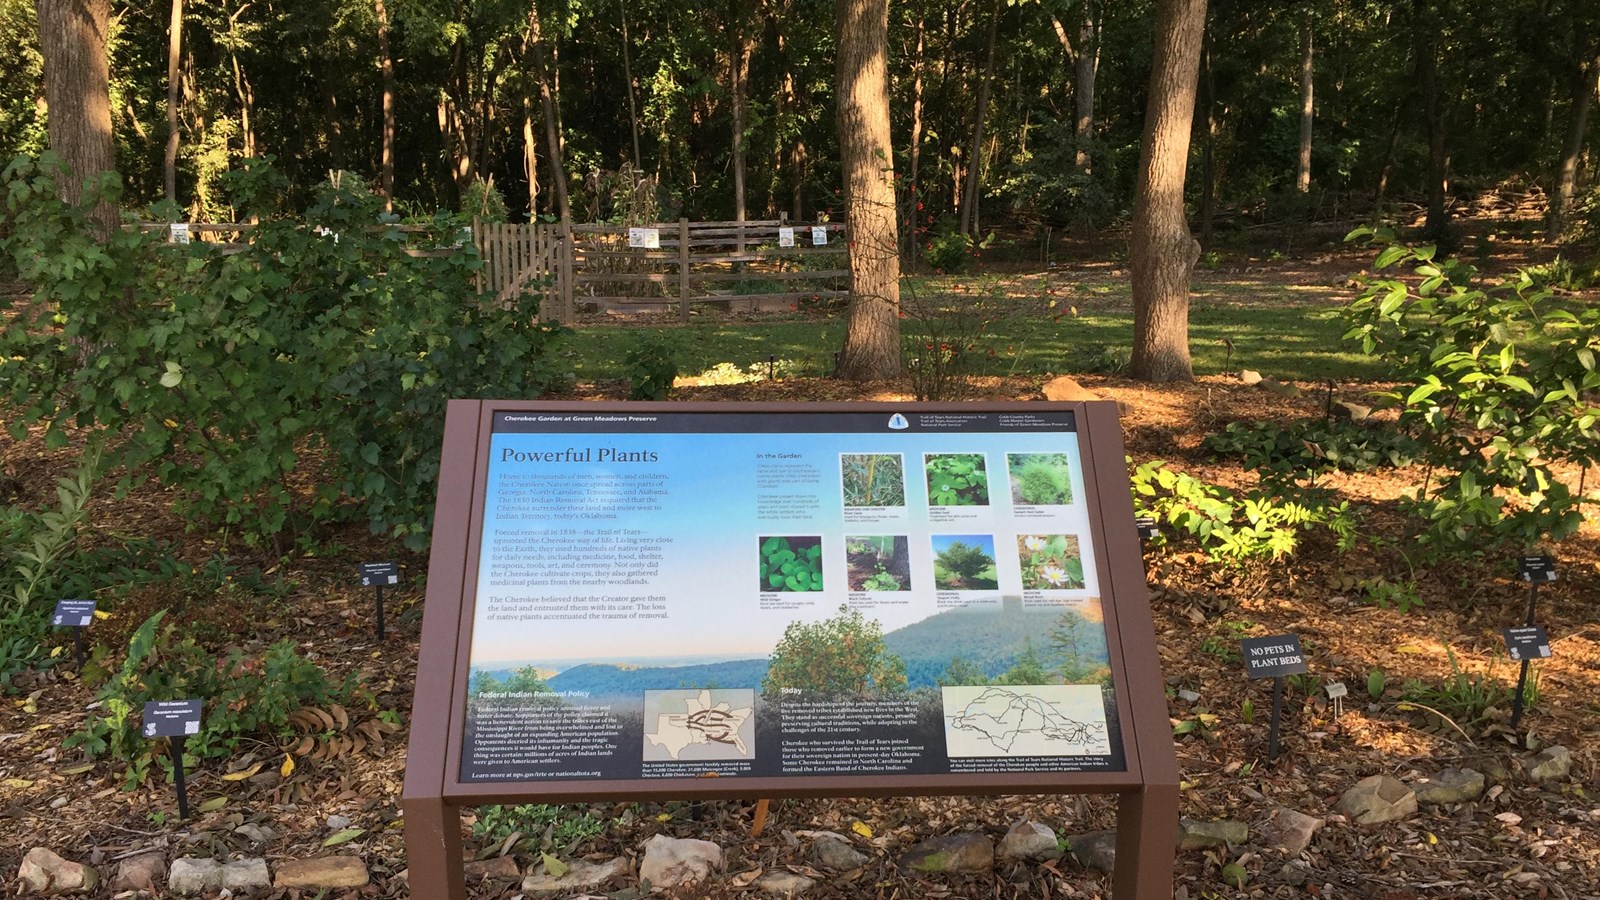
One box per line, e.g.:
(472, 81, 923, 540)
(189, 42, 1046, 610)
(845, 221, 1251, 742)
(845, 535, 911, 592)
(1007, 452, 1075, 505)
(1016, 534, 1085, 590)
(757, 536, 824, 592)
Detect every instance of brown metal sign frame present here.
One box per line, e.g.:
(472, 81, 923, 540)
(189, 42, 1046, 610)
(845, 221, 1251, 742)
(403, 399, 1177, 897)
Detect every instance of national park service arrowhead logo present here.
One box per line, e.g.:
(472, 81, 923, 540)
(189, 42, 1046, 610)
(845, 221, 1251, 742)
(887, 414, 909, 430)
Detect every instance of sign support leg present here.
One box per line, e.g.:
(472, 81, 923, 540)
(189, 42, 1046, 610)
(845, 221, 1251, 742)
(375, 585, 387, 641)
(170, 738, 190, 820)
(1510, 581, 1539, 729)
(1112, 782, 1179, 899)
(73, 629, 84, 670)
(1267, 676, 1284, 761)
(402, 796, 465, 900)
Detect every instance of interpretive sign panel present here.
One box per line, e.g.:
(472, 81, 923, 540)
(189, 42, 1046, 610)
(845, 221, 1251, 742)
(463, 406, 1123, 782)
(405, 400, 1178, 899)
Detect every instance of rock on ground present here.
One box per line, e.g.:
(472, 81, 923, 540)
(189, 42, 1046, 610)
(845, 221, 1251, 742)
(755, 869, 816, 896)
(111, 851, 165, 893)
(639, 834, 723, 889)
(1413, 767, 1487, 805)
(221, 858, 271, 891)
(1525, 746, 1571, 783)
(1043, 375, 1103, 401)
(168, 858, 223, 896)
(999, 820, 1061, 862)
(900, 833, 994, 874)
(464, 855, 521, 881)
(1335, 774, 1418, 825)
(521, 857, 628, 896)
(1258, 807, 1324, 855)
(809, 834, 869, 870)
(1067, 831, 1118, 874)
(18, 847, 99, 895)
(1176, 818, 1248, 850)
(273, 856, 370, 890)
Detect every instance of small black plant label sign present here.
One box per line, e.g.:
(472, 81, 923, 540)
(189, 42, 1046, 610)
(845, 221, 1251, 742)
(1135, 516, 1158, 540)
(1323, 682, 1348, 699)
(1502, 625, 1551, 661)
(360, 562, 400, 587)
(51, 599, 96, 627)
(143, 699, 202, 738)
(1240, 635, 1307, 679)
(1518, 555, 1556, 583)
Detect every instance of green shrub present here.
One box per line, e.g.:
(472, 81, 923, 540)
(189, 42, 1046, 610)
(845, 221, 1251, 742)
(0, 154, 569, 550)
(1203, 419, 1420, 487)
(64, 610, 352, 786)
(1130, 459, 1342, 565)
(1344, 228, 1600, 552)
(623, 337, 678, 400)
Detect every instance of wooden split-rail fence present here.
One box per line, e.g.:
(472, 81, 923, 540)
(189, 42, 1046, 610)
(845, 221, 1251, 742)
(143, 218, 851, 325)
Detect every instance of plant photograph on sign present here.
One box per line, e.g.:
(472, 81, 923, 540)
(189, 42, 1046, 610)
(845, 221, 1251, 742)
(846, 535, 912, 592)
(840, 453, 906, 507)
(759, 536, 825, 592)
(1007, 453, 1075, 506)
(924, 453, 990, 506)
(931, 535, 999, 590)
(1017, 534, 1086, 590)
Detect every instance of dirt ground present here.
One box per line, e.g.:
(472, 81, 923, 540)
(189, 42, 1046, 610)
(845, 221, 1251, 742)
(2, 226, 1599, 898)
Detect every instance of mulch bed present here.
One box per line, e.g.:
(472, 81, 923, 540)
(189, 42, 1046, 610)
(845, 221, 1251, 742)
(2, 372, 1598, 899)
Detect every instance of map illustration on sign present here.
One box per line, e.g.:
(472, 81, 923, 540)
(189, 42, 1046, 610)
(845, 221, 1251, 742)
(642, 689, 756, 761)
(941, 685, 1110, 757)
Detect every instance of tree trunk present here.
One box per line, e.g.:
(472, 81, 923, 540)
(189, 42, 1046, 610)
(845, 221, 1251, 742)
(523, 94, 539, 216)
(164, 0, 184, 203)
(36, 0, 117, 234)
(620, 2, 642, 168)
(524, 3, 570, 221)
(1075, 2, 1098, 173)
(834, 0, 901, 381)
(958, 0, 1000, 238)
(1416, 1, 1449, 242)
(730, 10, 752, 223)
(1548, 50, 1597, 240)
(375, 0, 395, 208)
(907, 13, 925, 265)
(1199, 39, 1216, 246)
(1128, 0, 1207, 384)
(226, 4, 256, 163)
(1295, 7, 1313, 193)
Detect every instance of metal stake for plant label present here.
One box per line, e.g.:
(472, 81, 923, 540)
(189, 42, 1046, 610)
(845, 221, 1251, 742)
(1267, 676, 1285, 761)
(170, 737, 190, 820)
(375, 583, 387, 641)
(73, 629, 84, 670)
(1510, 578, 1540, 729)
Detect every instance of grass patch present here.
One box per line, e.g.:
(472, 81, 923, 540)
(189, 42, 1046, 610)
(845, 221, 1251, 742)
(559, 274, 1387, 383)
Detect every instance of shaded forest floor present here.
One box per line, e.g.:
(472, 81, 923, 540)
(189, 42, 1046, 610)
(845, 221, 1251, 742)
(2, 218, 1599, 898)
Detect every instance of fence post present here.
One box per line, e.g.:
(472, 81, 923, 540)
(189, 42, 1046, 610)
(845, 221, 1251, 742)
(561, 220, 575, 323)
(472, 217, 483, 295)
(678, 218, 691, 324)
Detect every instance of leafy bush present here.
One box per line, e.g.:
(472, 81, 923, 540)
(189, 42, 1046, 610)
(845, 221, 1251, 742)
(0, 154, 569, 550)
(920, 218, 992, 273)
(623, 337, 678, 400)
(64, 610, 352, 786)
(763, 605, 906, 698)
(1344, 228, 1600, 552)
(473, 803, 607, 852)
(934, 540, 994, 581)
(1130, 459, 1340, 565)
(1203, 419, 1420, 487)
(1009, 453, 1074, 505)
(899, 287, 1009, 402)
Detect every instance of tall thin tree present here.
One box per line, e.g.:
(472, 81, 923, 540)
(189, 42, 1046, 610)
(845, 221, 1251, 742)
(1128, 0, 1207, 383)
(164, 0, 184, 203)
(1295, 6, 1314, 193)
(834, 0, 901, 381)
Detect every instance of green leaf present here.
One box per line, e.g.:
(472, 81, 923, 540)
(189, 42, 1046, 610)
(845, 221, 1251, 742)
(1374, 244, 1410, 269)
(323, 827, 366, 847)
(1496, 375, 1535, 395)
(541, 852, 568, 879)
(198, 796, 229, 813)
